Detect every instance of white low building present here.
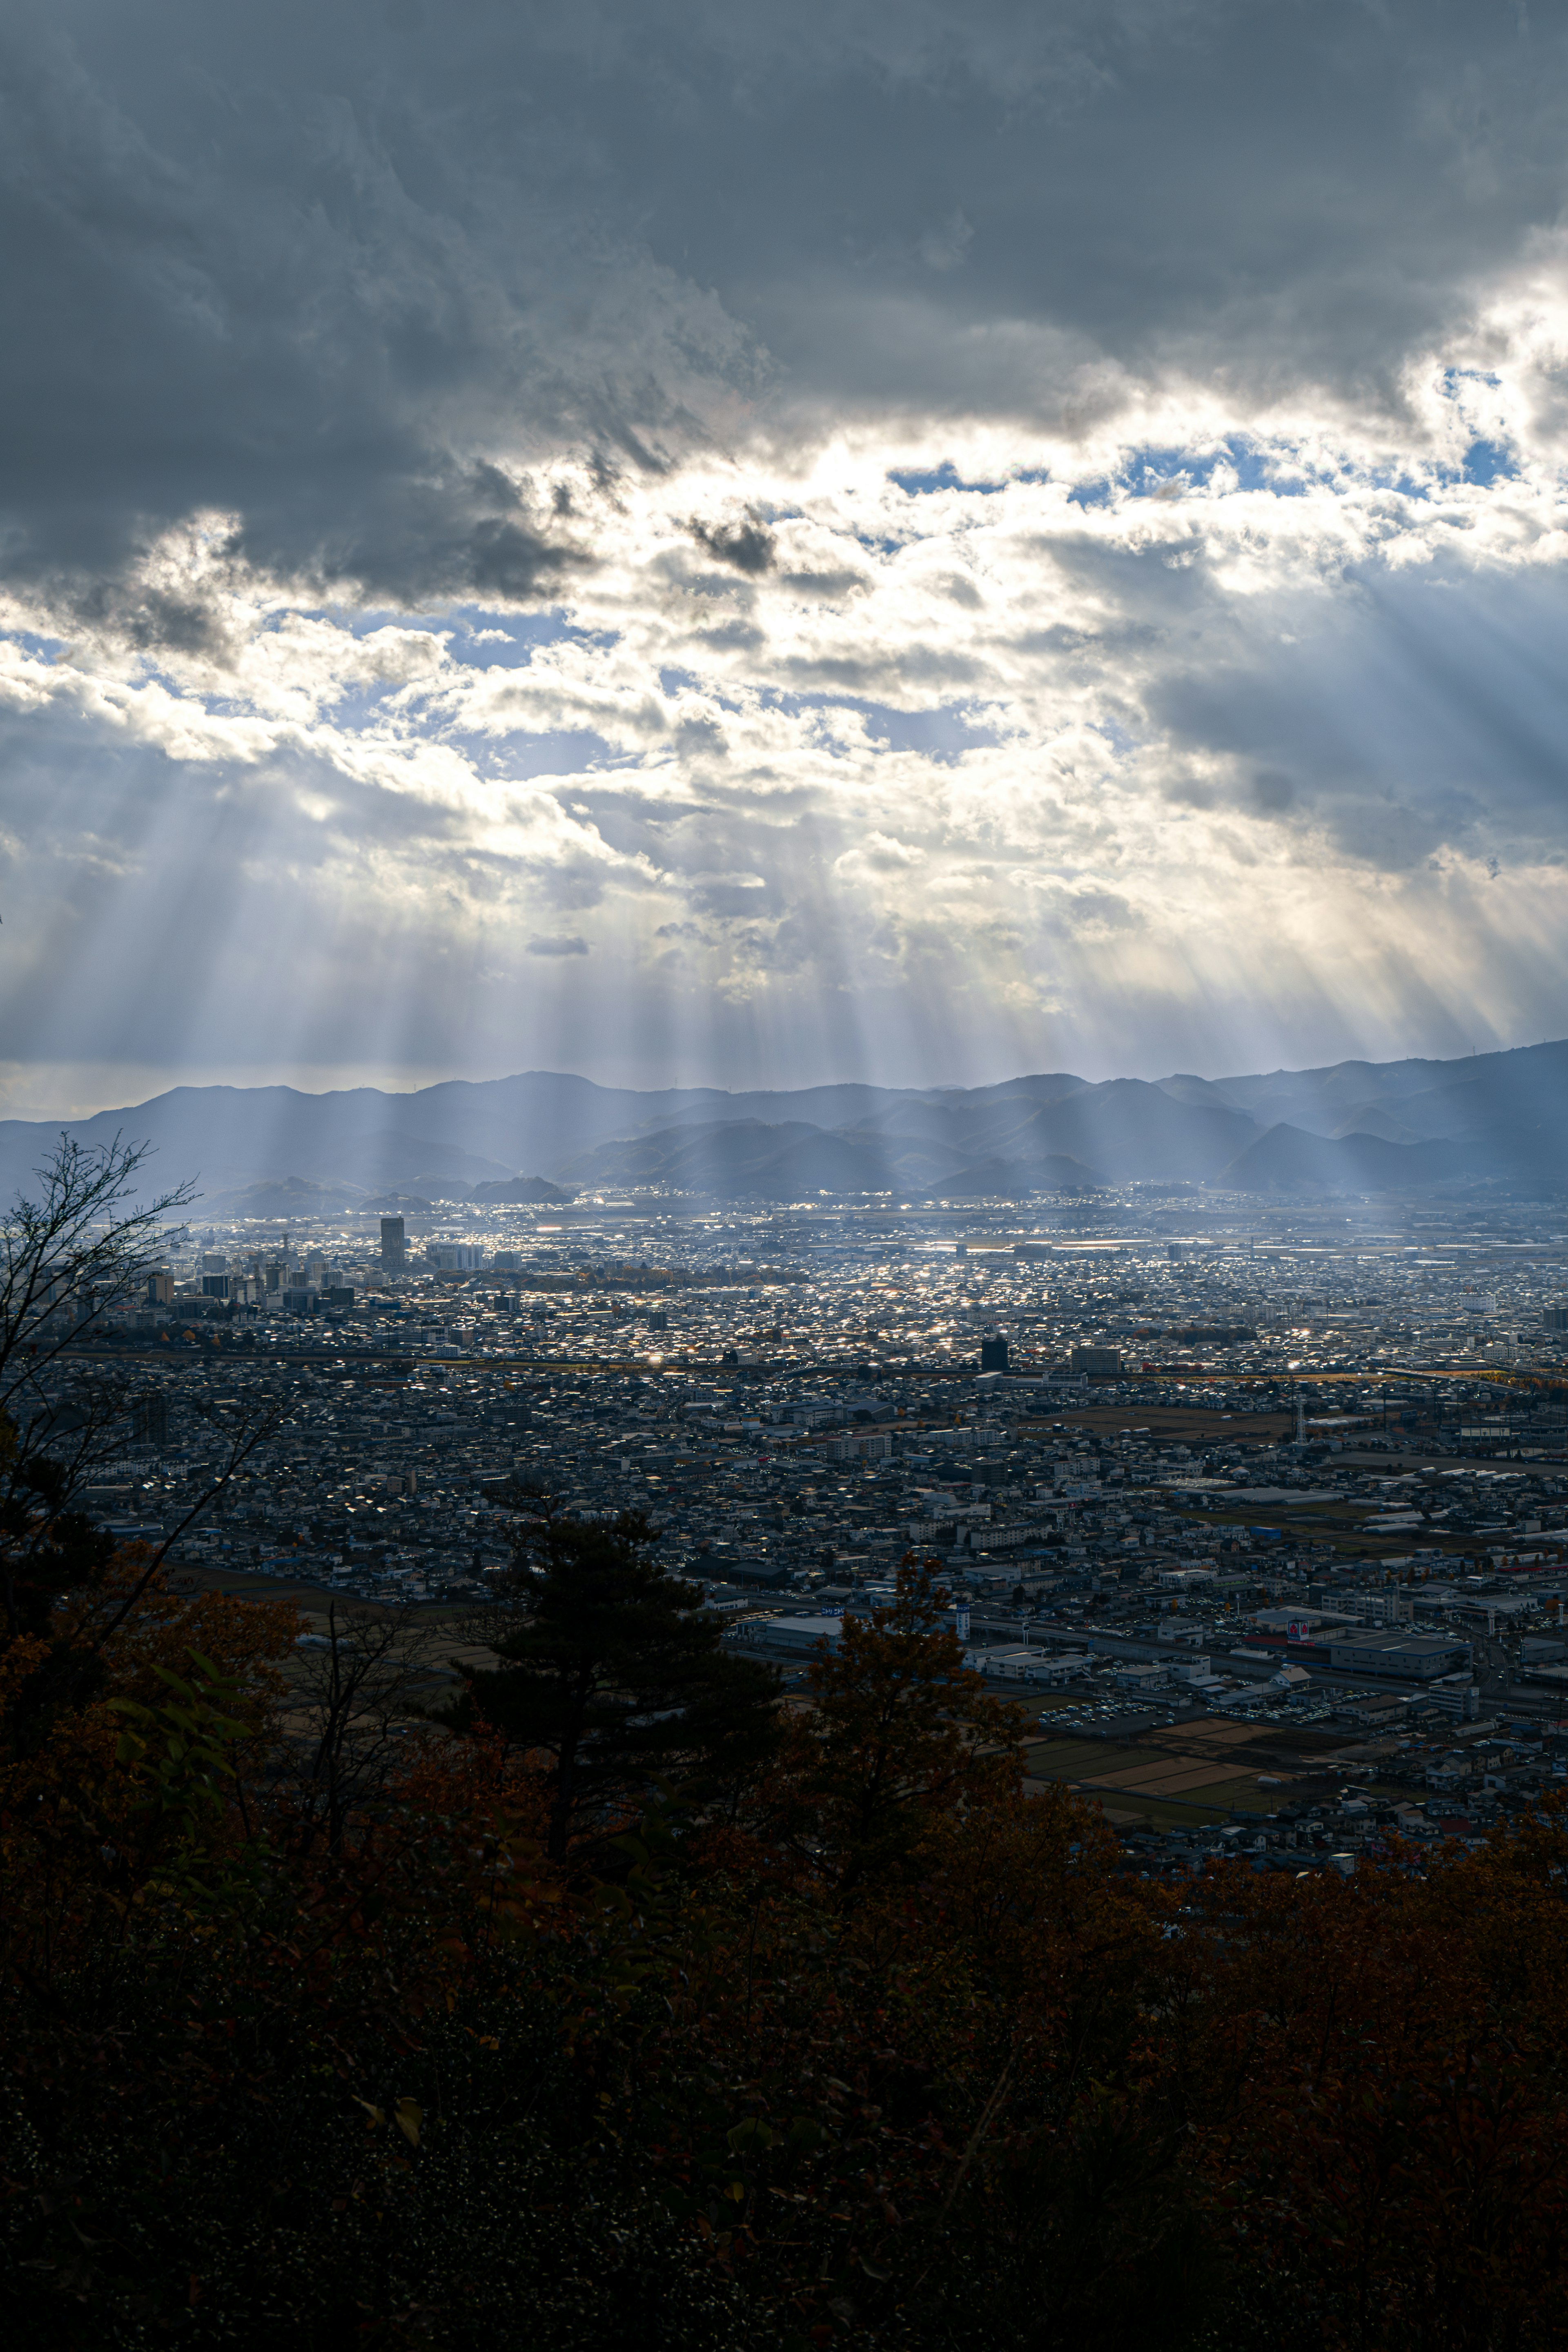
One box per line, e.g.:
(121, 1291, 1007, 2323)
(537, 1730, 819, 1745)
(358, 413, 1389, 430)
(1030, 1650, 1093, 1684)
(1111, 1659, 1168, 1692)
(964, 1645, 1054, 1682)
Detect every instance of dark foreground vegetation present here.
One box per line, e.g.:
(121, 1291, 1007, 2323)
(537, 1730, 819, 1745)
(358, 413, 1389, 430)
(6, 1497, 1568, 2352)
(6, 1143, 1555, 2349)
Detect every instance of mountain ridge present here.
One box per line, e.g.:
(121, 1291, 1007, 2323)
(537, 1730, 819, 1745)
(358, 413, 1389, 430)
(2, 1038, 1565, 1203)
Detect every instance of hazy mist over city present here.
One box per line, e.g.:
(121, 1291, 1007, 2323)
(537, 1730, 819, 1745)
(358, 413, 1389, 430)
(5, 2, 1568, 1120)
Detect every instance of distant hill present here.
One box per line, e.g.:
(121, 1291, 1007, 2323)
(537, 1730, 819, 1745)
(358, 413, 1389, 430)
(201, 1174, 368, 1218)
(470, 1176, 574, 1204)
(1217, 1125, 1485, 1193)
(403, 1175, 477, 1203)
(919, 1154, 1102, 1198)
(2, 1037, 1566, 1207)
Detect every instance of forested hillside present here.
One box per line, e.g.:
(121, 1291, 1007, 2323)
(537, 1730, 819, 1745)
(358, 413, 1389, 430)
(4, 1521, 1567, 2351)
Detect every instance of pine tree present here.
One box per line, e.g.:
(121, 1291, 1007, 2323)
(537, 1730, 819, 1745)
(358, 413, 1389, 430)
(439, 1503, 781, 1861)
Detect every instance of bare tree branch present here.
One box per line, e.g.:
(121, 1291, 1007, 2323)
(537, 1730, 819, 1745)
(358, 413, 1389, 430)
(0, 1133, 294, 1659)
(85, 1401, 296, 1653)
(283, 1599, 451, 1855)
(0, 1133, 195, 1428)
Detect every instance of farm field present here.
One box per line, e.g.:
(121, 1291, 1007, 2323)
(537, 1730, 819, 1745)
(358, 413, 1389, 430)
(1025, 1714, 1357, 1826)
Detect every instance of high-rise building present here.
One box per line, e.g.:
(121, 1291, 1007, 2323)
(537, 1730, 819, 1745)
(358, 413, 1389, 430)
(381, 1215, 406, 1270)
(305, 1250, 328, 1287)
(146, 1270, 174, 1307)
(134, 1393, 170, 1447)
(979, 1335, 1010, 1371)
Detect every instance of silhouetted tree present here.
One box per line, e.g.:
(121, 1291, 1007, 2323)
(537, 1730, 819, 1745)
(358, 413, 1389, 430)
(0, 1136, 288, 1756)
(439, 1501, 780, 1860)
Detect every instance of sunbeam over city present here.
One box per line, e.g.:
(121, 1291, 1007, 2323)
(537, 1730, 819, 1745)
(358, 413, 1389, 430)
(7, 6, 1568, 2347)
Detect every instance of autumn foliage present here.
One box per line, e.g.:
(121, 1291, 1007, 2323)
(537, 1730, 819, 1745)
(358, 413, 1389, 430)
(3, 1555, 1568, 2350)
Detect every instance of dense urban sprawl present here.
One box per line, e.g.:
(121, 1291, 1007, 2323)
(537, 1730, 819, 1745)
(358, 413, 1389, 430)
(38, 1180, 1568, 1878)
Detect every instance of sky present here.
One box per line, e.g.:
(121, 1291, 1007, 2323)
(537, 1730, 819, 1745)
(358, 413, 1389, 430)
(4, 0, 1568, 1118)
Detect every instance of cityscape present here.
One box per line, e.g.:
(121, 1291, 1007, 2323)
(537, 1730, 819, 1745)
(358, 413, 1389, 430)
(31, 1070, 1568, 1883)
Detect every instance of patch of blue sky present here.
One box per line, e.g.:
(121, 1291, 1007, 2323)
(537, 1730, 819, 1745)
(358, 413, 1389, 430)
(1092, 717, 1139, 760)
(864, 704, 1002, 759)
(442, 630, 547, 670)
(319, 679, 425, 728)
(1358, 466, 1434, 501)
(1076, 438, 1329, 505)
(1250, 471, 1308, 498)
(888, 460, 1004, 496)
(263, 604, 427, 641)
(5, 629, 65, 659)
(1121, 446, 1205, 494)
(761, 688, 1004, 762)
(1459, 439, 1519, 486)
(1218, 442, 1294, 494)
(444, 605, 617, 665)
(1119, 440, 1284, 497)
(271, 604, 597, 664)
(1371, 440, 1518, 493)
(440, 725, 624, 781)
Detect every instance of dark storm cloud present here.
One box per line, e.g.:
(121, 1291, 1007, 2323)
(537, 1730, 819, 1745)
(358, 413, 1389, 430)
(689, 515, 778, 574)
(8, 2, 1568, 636)
(0, 8, 750, 624)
